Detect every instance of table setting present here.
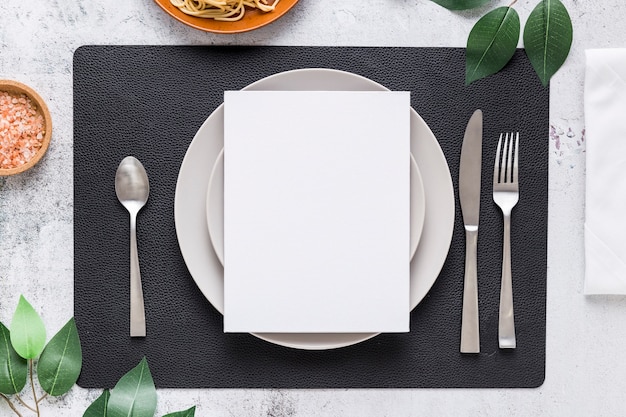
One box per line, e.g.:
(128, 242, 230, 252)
(1, 0, 626, 416)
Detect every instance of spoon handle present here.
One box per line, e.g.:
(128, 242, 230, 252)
(130, 212, 146, 337)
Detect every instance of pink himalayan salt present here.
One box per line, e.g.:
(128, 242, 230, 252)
(0, 90, 45, 169)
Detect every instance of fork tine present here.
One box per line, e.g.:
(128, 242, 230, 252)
(502, 133, 510, 183)
(494, 133, 503, 184)
(506, 133, 514, 183)
(512, 132, 519, 184)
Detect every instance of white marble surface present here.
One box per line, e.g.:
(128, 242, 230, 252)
(1, 0, 625, 415)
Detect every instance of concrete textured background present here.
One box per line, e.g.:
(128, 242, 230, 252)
(0, 0, 625, 415)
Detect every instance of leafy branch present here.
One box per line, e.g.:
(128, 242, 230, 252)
(432, 0, 573, 86)
(0, 296, 81, 416)
(1, 296, 196, 416)
(83, 357, 196, 417)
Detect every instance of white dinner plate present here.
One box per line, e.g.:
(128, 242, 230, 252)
(205, 149, 426, 266)
(174, 68, 455, 350)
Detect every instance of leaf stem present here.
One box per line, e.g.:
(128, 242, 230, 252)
(29, 360, 41, 416)
(36, 393, 48, 404)
(509, 0, 518, 6)
(0, 393, 24, 417)
(15, 395, 36, 413)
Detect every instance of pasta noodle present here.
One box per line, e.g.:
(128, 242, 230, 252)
(170, 0, 279, 22)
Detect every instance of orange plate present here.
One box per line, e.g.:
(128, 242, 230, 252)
(154, 0, 299, 34)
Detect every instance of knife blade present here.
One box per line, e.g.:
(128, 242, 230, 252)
(459, 109, 483, 353)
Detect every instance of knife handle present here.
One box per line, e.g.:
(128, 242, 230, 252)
(460, 228, 480, 353)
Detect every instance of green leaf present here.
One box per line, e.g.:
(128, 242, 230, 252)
(107, 357, 157, 417)
(523, 0, 573, 86)
(83, 390, 110, 417)
(466, 6, 520, 85)
(10, 295, 47, 359)
(0, 322, 27, 394)
(37, 318, 83, 396)
(430, 0, 492, 10)
(162, 406, 196, 417)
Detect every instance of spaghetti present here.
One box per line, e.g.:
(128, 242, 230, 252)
(169, 0, 279, 21)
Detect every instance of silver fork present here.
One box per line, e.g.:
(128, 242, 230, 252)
(493, 132, 519, 349)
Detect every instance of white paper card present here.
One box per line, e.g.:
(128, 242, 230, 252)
(223, 90, 410, 333)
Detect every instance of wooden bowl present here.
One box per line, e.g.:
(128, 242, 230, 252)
(0, 80, 52, 176)
(153, 0, 299, 34)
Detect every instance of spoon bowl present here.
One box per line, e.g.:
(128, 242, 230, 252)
(115, 156, 150, 337)
(115, 156, 150, 212)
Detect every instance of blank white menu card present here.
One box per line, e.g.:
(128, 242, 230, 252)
(223, 90, 410, 333)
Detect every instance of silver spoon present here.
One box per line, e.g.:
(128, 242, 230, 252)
(115, 156, 150, 337)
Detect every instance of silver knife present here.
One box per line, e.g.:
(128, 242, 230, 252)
(459, 109, 483, 353)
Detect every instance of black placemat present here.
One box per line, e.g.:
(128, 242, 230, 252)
(74, 46, 548, 389)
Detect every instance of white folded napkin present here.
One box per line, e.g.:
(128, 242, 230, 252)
(584, 48, 626, 294)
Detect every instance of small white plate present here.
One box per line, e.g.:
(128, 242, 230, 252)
(174, 68, 455, 350)
(205, 149, 426, 266)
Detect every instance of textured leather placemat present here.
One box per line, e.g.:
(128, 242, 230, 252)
(74, 46, 548, 388)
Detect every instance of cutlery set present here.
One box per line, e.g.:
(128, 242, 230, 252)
(112, 112, 521, 347)
(459, 110, 521, 353)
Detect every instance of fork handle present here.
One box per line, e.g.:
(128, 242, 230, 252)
(460, 228, 480, 353)
(498, 212, 516, 348)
